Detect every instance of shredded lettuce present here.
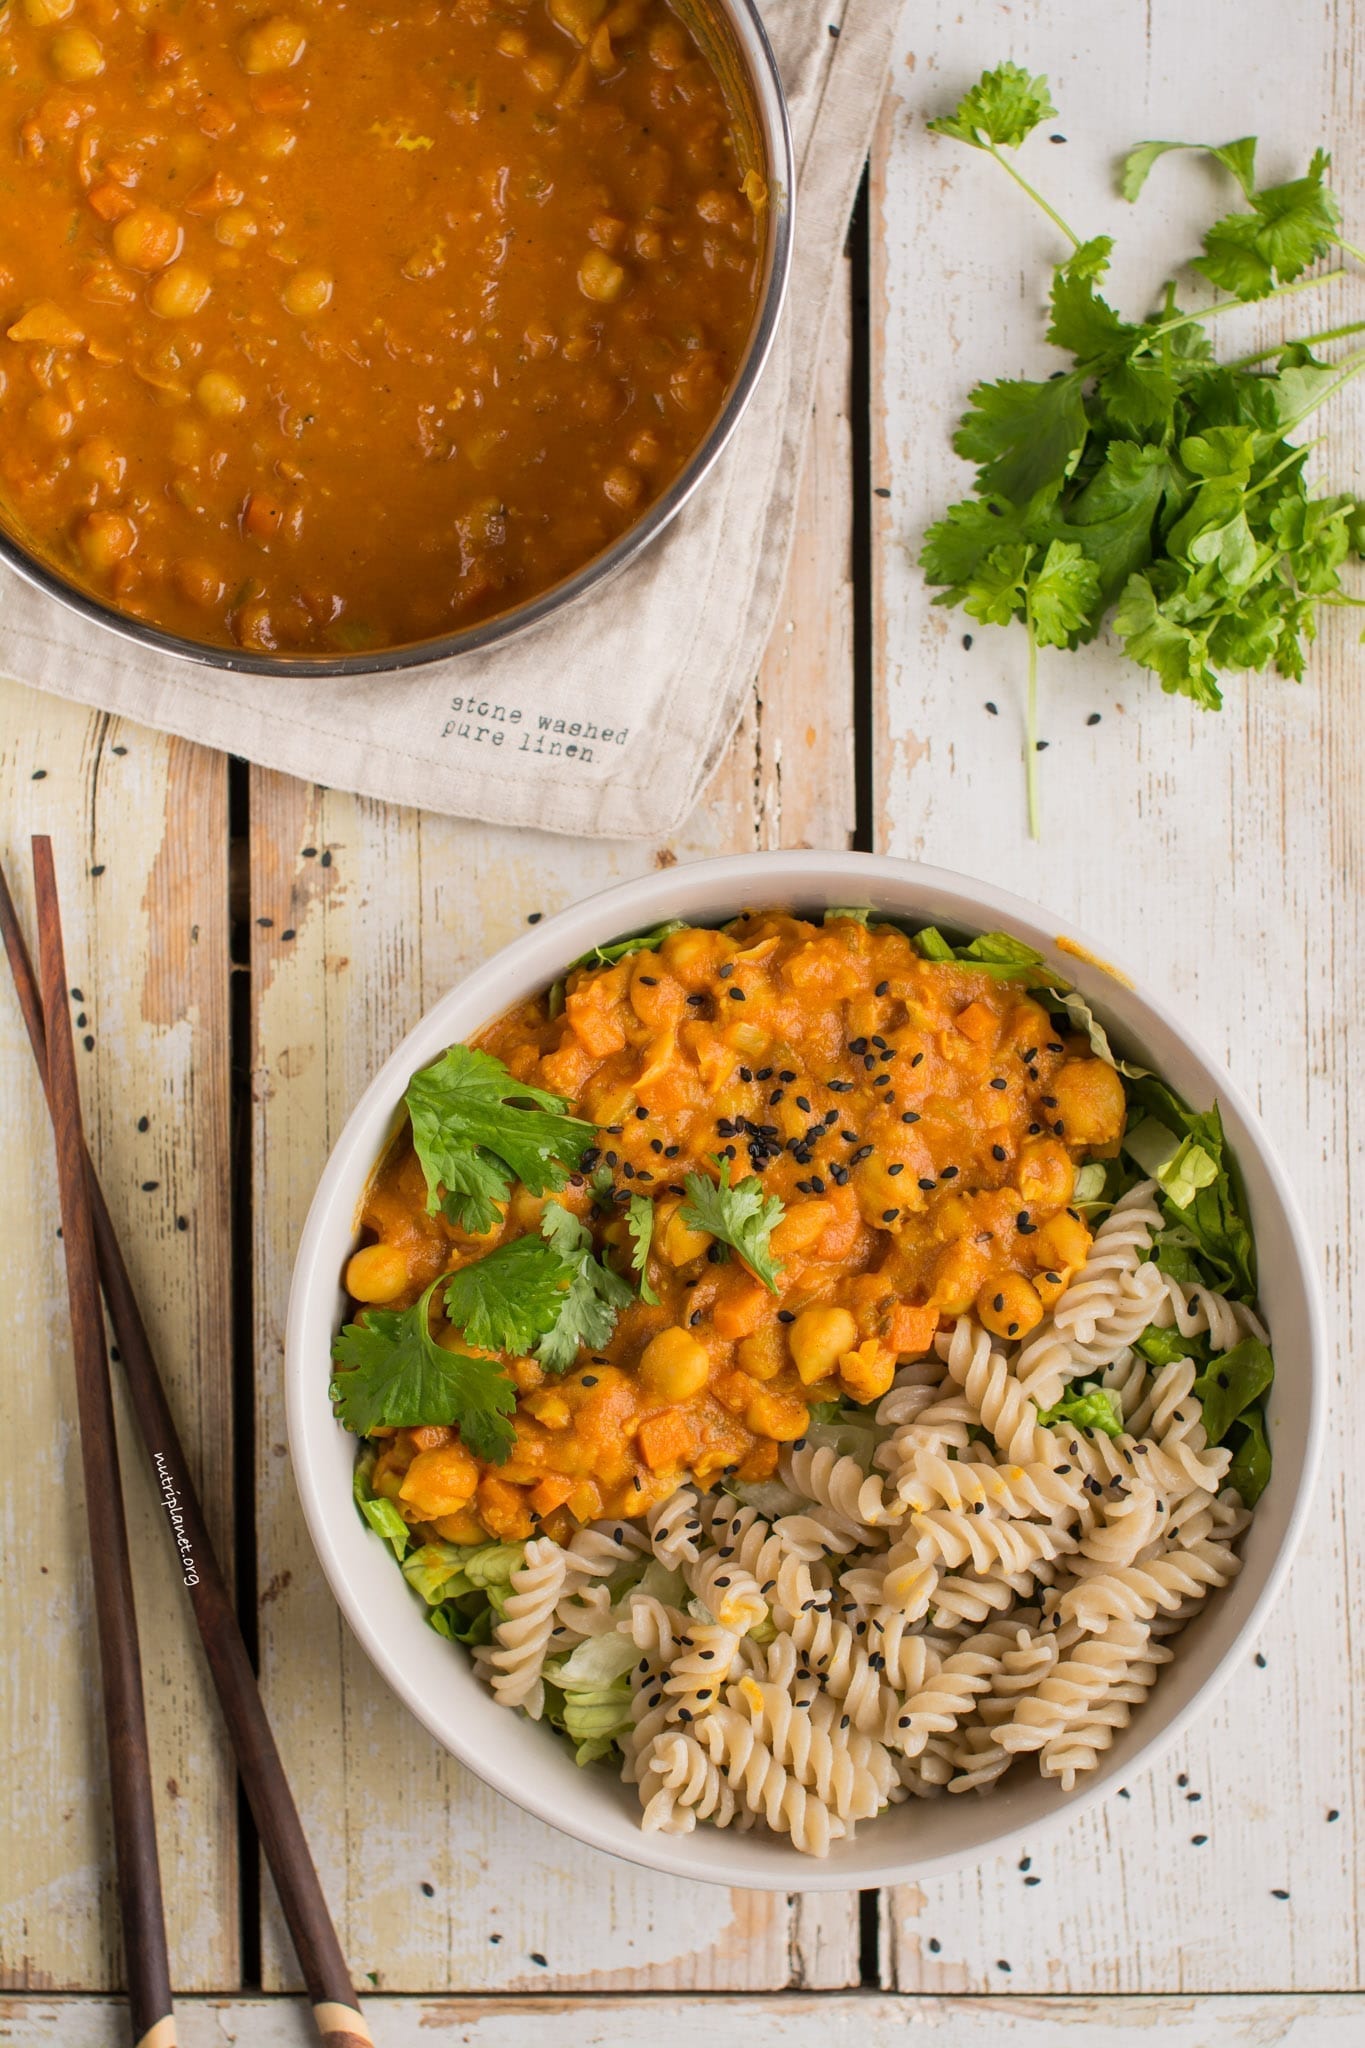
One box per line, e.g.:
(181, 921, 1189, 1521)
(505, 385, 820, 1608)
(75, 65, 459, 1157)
(1192, 1337, 1275, 1448)
(570, 919, 686, 970)
(560, 1677, 634, 1747)
(1226, 1406, 1271, 1506)
(1071, 1161, 1109, 1207)
(823, 905, 872, 924)
(545, 1630, 639, 1688)
(1046, 987, 1149, 1078)
(1135, 1324, 1209, 1367)
(401, 1541, 473, 1605)
(1036, 1383, 1124, 1437)
(353, 1448, 412, 1561)
(1124, 1079, 1256, 1298)
(722, 1474, 807, 1517)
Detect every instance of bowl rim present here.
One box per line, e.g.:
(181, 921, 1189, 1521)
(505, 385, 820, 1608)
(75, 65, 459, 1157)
(285, 849, 1326, 1890)
(0, 0, 795, 680)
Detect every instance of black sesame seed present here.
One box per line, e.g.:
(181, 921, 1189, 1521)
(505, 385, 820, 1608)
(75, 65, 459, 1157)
(1271, 1889, 1290, 1900)
(1024, 1875, 1041, 1887)
(635, 1105, 649, 1120)
(728, 987, 745, 1001)
(1087, 712, 1101, 726)
(985, 701, 997, 716)
(1328, 1808, 1340, 1822)
(989, 1077, 1007, 1091)
(993, 1294, 1005, 1312)
(582, 1375, 598, 1386)
(888, 1162, 904, 1177)
(902, 1110, 920, 1124)
(718, 962, 735, 978)
(991, 1144, 1007, 1161)
(780, 1070, 796, 1082)
(1255, 1652, 1267, 1668)
(918, 1177, 936, 1192)
(421, 1881, 435, 1897)
(882, 1208, 899, 1222)
(940, 1165, 958, 1180)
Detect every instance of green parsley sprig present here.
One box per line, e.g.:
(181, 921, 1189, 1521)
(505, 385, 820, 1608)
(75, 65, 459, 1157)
(405, 1044, 596, 1235)
(922, 63, 1365, 836)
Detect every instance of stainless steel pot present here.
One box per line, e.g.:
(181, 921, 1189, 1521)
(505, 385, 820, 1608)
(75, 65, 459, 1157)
(0, 0, 794, 680)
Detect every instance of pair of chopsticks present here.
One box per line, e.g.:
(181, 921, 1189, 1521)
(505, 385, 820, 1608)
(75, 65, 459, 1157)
(2, 841, 372, 2048)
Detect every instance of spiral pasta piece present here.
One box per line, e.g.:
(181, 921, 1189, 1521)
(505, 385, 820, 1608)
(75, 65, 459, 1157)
(1057, 1539, 1242, 1634)
(686, 1547, 768, 1633)
(565, 1519, 649, 1579)
(1051, 1181, 1166, 1364)
(478, 1536, 567, 1719)
(662, 1622, 743, 1723)
(908, 1506, 1079, 1580)
(1125, 1358, 1233, 1495)
(779, 1440, 902, 1535)
(731, 1671, 897, 1821)
(694, 1706, 846, 1855)
(646, 1485, 704, 1568)
(887, 1440, 1086, 1522)
(638, 1731, 743, 1833)
(1149, 1272, 1268, 1353)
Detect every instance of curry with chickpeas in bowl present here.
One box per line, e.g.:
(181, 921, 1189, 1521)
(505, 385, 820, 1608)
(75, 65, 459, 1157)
(0, 0, 768, 655)
(329, 908, 1276, 1853)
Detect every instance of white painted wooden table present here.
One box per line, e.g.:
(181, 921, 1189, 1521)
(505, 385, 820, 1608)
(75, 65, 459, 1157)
(2, 2, 1362, 2039)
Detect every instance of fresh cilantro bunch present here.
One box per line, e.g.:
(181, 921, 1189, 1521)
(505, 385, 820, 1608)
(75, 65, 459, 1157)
(405, 1044, 596, 1234)
(922, 63, 1365, 835)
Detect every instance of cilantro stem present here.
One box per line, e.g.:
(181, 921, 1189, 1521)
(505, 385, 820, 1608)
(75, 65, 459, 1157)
(1318, 592, 1365, 608)
(985, 143, 1081, 250)
(1332, 233, 1365, 267)
(1140, 269, 1349, 347)
(1228, 318, 1365, 367)
(1023, 598, 1041, 841)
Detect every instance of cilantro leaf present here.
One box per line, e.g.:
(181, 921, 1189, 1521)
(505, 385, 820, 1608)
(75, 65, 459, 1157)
(1120, 136, 1258, 204)
(626, 1193, 659, 1305)
(960, 540, 1035, 627)
(330, 1277, 516, 1461)
(1113, 573, 1224, 709)
(680, 1159, 784, 1291)
(1028, 539, 1102, 646)
(919, 494, 1030, 597)
(1036, 1383, 1124, 1437)
(927, 62, 1057, 151)
(1196, 150, 1340, 299)
(442, 1234, 579, 1356)
(535, 1201, 633, 1371)
(405, 1045, 596, 1235)
(1047, 258, 1135, 364)
(1051, 442, 1182, 611)
(952, 372, 1089, 506)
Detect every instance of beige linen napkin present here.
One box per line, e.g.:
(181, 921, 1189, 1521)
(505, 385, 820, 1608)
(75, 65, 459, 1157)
(0, 1, 899, 840)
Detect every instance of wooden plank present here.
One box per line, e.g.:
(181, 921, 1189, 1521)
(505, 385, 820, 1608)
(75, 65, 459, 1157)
(0, 686, 236, 1991)
(249, 278, 858, 1992)
(870, 0, 1364, 1996)
(4, 1992, 1365, 2048)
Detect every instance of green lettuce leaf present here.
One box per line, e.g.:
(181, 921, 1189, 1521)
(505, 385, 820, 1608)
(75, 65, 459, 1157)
(571, 919, 687, 970)
(1036, 1383, 1124, 1438)
(1192, 1336, 1275, 1446)
(1226, 1406, 1271, 1505)
(352, 1447, 412, 1561)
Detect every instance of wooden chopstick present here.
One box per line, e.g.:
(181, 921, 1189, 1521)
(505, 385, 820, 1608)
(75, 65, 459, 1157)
(4, 844, 371, 2048)
(30, 836, 177, 2048)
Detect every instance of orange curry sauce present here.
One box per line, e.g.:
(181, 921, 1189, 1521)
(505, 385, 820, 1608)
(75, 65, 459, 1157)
(0, 0, 763, 653)
(354, 913, 1128, 1547)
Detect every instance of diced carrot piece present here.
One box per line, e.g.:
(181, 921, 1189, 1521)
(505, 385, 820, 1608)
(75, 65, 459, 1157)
(886, 1301, 940, 1356)
(636, 1407, 695, 1472)
(7, 300, 85, 347)
(565, 982, 627, 1056)
(711, 1271, 769, 1340)
(183, 170, 244, 216)
(243, 491, 286, 539)
(530, 1473, 576, 1518)
(89, 181, 136, 223)
(955, 999, 998, 1045)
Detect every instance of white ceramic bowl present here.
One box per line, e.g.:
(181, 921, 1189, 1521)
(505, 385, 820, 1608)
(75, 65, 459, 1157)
(286, 851, 1324, 1890)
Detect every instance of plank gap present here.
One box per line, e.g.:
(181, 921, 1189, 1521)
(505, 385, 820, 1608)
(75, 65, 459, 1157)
(848, 162, 876, 857)
(228, 752, 263, 1990)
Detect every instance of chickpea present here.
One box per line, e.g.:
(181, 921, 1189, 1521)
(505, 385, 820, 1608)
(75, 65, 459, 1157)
(169, 415, 207, 464)
(789, 1304, 857, 1386)
(195, 369, 247, 418)
(744, 1385, 808, 1441)
(839, 1339, 896, 1404)
(28, 394, 74, 441)
(77, 435, 126, 488)
(150, 264, 211, 318)
(639, 1326, 710, 1402)
(1048, 1058, 1127, 1150)
(1017, 1137, 1075, 1211)
(578, 248, 627, 302)
(647, 19, 688, 66)
(1032, 1208, 1091, 1274)
(22, 0, 74, 22)
(239, 16, 308, 74)
(112, 207, 183, 273)
(736, 1327, 784, 1382)
(175, 558, 228, 609)
(399, 1441, 480, 1518)
(50, 28, 105, 81)
(254, 122, 297, 160)
(602, 463, 640, 512)
(282, 266, 333, 316)
(345, 1242, 408, 1304)
(929, 1238, 990, 1315)
(976, 1272, 1045, 1342)
(659, 1199, 711, 1267)
(770, 1200, 835, 1257)
(77, 510, 137, 571)
(215, 207, 259, 249)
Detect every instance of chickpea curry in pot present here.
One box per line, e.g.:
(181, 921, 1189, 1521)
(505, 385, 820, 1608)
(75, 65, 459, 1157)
(331, 911, 1129, 1548)
(0, 0, 766, 654)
